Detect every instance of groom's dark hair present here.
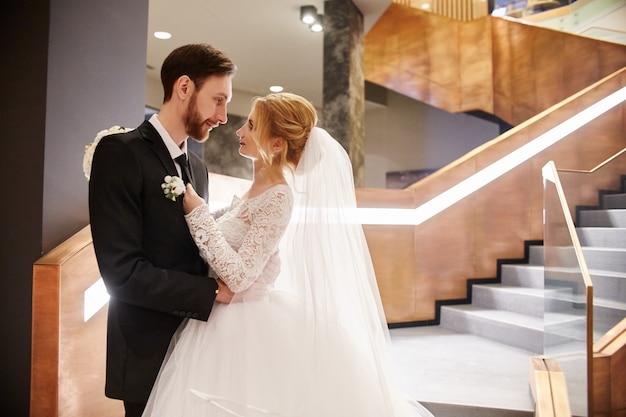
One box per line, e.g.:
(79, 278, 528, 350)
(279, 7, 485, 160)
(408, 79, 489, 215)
(161, 43, 237, 102)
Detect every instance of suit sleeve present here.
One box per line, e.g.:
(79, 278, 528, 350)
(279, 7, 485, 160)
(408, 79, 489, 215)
(89, 135, 217, 320)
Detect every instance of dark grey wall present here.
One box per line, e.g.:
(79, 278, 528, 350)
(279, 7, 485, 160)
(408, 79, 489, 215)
(43, 0, 148, 251)
(203, 114, 252, 180)
(0, 0, 148, 414)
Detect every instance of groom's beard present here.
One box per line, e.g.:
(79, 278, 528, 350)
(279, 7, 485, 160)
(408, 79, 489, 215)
(184, 93, 210, 143)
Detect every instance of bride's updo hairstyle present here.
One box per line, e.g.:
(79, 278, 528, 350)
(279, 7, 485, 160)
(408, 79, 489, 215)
(251, 92, 318, 172)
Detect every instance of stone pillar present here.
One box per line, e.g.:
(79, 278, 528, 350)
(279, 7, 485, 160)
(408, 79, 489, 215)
(322, 0, 365, 186)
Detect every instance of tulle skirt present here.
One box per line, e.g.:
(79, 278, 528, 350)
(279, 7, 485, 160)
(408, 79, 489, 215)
(142, 291, 432, 417)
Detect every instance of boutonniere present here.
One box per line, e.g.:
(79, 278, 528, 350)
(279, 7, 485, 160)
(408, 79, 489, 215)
(162, 175, 186, 201)
(83, 125, 133, 180)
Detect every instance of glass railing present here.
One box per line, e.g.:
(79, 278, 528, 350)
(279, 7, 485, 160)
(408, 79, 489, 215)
(540, 70, 625, 415)
(542, 161, 593, 416)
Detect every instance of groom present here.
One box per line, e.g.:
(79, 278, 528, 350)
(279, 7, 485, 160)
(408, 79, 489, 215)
(89, 44, 237, 417)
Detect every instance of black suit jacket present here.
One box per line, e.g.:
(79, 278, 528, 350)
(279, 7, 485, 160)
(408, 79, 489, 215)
(89, 120, 219, 403)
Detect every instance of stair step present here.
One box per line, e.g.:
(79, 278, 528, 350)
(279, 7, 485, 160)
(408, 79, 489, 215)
(528, 245, 544, 265)
(501, 264, 544, 288)
(594, 296, 626, 335)
(542, 247, 626, 273)
(440, 305, 543, 353)
(578, 208, 626, 227)
(544, 310, 587, 347)
(603, 192, 626, 209)
(590, 269, 626, 300)
(577, 227, 626, 248)
(473, 285, 545, 317)
(583, 247, 626, 272)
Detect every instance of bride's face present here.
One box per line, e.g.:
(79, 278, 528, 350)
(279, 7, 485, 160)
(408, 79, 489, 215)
(236, 111, 260, 160)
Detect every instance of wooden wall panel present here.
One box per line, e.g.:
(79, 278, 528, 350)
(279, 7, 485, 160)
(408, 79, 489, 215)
(365, 225, 421, 322)
(364, 3, 626, 126)
(460, 17, 493, 112)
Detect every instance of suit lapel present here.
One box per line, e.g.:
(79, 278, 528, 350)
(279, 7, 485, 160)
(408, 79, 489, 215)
(137, 120, 178, 177)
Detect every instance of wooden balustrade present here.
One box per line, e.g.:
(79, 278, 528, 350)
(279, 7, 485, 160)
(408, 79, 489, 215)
(392, 0, 489, 21)
(530, 356, 572, 416)
(594, 318, 626, 416)
(31, 226, 123, 417)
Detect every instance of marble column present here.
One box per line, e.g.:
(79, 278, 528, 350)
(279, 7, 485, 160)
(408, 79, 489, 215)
(323, 0, 365, 186)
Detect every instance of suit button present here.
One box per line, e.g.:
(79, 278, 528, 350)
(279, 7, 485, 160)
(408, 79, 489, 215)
(173, 310, 180, 315)
(192, 313, 198, 319)
(186, 312, 192, 318)
(179, 311, 186, 317)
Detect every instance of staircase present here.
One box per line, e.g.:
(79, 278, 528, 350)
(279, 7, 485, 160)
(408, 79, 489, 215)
(439, 175, 626, 353)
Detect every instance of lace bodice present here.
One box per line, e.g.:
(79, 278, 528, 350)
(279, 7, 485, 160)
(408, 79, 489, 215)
(185, 184, 293, 293)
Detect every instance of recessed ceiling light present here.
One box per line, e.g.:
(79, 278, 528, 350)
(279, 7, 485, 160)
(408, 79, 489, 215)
(269, 85, 284, 93)
(154, 31, 172, 40)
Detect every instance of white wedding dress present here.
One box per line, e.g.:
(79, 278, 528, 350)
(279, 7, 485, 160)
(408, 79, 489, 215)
(142, 128, 433, 417)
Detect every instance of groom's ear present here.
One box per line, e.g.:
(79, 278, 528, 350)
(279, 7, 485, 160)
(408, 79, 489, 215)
(174, 75, 193, 100)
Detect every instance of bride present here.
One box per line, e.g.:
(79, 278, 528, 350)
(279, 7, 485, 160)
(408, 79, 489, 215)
(142, 92, 433, 417)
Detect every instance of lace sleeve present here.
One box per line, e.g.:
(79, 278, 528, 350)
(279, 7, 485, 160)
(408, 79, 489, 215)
(210, 205, 229, 220)
(185, 189, 292, 293)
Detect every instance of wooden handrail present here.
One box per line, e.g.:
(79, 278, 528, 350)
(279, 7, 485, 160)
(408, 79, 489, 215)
(558, 147, 626, 173)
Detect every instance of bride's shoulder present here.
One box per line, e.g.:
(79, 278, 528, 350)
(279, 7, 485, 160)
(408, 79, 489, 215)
(258, 183, 292, 204)
(250, 184, 292, 212)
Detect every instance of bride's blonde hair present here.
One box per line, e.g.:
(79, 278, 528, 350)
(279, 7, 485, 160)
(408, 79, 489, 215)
(251, 93, 318, 172)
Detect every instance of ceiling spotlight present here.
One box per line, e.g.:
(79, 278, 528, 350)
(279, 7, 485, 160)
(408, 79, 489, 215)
(310, 14, 323, 32)
(269, 85, 284, 93)
(300, 5, 317, 25)
(154, 31, 172, 40)
(300, 5, 324, 32)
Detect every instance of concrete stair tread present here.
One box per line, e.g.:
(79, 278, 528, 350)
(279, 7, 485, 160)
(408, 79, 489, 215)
(578, 226, 626, 231)
(582, 208, 626, 213)
(579, 208, 626, 227)
(478, 283, 576, 294)
(544, 311, 587, 325)
(589, 269, 626, 278)
(475, 284, 544, 295)
(503, 264, 543, 270)
(595, 296, 626, 310)
(441, 304, 543, 330)
(583, 246, 626, 253)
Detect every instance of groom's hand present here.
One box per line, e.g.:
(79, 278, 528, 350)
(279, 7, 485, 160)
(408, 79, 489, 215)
(215, 280, 234, 304)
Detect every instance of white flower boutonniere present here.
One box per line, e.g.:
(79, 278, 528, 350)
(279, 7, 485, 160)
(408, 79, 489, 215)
(83, 125, 134, 180)
(162, 175, 186, 201)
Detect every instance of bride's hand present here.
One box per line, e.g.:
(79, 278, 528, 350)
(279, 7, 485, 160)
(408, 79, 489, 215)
(183, 184, 205, 214)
